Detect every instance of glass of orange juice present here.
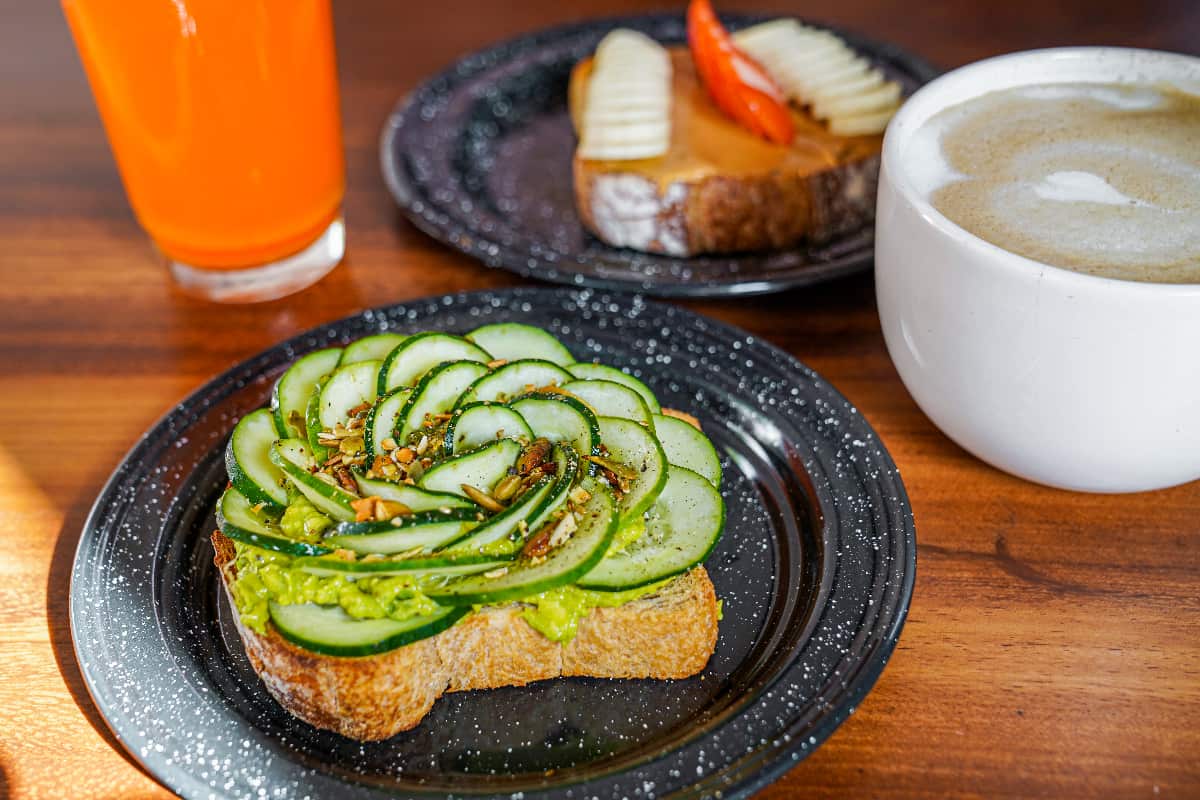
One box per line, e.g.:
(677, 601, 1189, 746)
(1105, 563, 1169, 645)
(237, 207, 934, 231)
(62, 0, 345, 302)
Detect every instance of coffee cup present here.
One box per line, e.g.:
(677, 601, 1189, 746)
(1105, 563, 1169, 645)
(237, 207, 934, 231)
(875, 47, 1200, 492)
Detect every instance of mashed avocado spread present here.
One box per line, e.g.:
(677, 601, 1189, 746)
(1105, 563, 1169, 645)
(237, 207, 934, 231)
(230, 544, 439, 634)
(279, 495, 332, 541)
(518, 579, 671, 642)
(230, 500, 666, 642)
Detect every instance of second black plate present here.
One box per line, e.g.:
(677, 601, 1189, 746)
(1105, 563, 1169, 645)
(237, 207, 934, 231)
(381, 13, 938, 297)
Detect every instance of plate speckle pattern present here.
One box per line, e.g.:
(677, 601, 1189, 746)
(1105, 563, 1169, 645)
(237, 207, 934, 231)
(71, 288, 915, 798)
(380, 14, 939, 297)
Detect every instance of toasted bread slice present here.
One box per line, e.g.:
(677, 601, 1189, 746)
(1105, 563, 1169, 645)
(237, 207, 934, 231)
(570, 48, 883, 255)
(212, 529, 719, 741)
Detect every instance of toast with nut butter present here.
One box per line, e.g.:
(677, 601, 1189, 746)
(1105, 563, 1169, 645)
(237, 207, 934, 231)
(570, 3, 903, 256)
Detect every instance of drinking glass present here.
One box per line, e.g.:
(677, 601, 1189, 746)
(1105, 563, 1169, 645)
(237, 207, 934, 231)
(63, 0, 346, 302)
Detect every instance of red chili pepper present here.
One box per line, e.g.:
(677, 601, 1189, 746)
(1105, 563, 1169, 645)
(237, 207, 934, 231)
(687, 0, 794, 144)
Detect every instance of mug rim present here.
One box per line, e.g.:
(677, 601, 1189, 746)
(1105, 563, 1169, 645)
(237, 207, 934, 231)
(881, 46, 1200, 295)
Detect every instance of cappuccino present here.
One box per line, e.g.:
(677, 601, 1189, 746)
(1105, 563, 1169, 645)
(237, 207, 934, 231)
(906, 82, 1200, 283)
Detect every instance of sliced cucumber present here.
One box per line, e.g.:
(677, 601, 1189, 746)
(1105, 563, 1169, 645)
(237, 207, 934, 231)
(271, 347, 342, 439)
(438, 446, 579, 557)
(318, 360, 380, 432)
(509, 393, 600, 459)
(270, 438, 358, 522)
(597, 416, 668, 524)
(398, 360, 490, 440)
(268, 601, 467, 657)
(324, 508, 480, 554)
(524, 444, 581, 534)
(305, 377, 330, 460)
(460, 359, 573, 405)
(418, 438, 521, 498)
(579, 466, 724, 590)
(340, 333, 406, 365)
(324, 520, 476, 555)
(466, 323, 575, 367)
(568, 363, 660, 413)
(425, 480, 618, 606)
(652, 413, 722, 487)
(561, 379, 653, 427)
(443, 403, 533, 456)
(329, 506, 480, 538)
(216, 487, 332, 557)
(225, 408, 288, 508)
(365, 387, 412, 455)
(293, 551, 506, 577)
(354, 473, 475, 511)
(378, 332, 491, 393)
(442, 474, 556, 554)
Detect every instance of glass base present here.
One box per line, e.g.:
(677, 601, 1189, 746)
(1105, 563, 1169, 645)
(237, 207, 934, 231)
(167, 216, 345, 303)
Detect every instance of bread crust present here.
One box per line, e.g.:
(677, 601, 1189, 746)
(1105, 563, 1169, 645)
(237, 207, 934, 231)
(212, 530, 719, 741)
(574, 156, 878, 256)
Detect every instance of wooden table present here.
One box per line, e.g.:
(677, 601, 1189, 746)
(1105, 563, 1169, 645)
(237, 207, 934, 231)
(2, 0, 1197, 797)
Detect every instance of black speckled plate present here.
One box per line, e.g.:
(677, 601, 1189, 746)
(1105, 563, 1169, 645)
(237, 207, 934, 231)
(380, 14, 938, 297)
(71, 288, 915, 799)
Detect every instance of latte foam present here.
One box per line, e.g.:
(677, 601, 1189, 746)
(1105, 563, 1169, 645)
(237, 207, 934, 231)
(906, 82, 1200, 283)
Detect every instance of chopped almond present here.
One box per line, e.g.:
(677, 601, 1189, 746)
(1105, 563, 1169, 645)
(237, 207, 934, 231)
(375, 498, 411, 521)
(547, 512, 577, 549)
(351, 496, 378, 522)
(522, 523, 555, 559)
(333, 466, 357, 493)
(518, 438, 552, 475)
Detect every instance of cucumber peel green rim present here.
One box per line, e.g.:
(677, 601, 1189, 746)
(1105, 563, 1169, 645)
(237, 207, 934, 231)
(268, 602, 469, 658)
(466, 322, 576, 367)
(329, 506, 482, 538)
(269, 439, 359, 522)
(292, 551, 509, 574)
(216, 487, 333, 557)
(577, 466, 725, 590)
(270, 347, 342, 440)
(424, 480, 618, 606)
(225, 408, 288, 510)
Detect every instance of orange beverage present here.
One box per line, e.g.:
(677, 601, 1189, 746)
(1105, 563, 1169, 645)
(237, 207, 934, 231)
(63, 0, 345, 301)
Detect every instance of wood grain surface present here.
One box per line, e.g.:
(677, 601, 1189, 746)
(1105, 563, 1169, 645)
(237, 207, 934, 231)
(2, 0, 1198, 797)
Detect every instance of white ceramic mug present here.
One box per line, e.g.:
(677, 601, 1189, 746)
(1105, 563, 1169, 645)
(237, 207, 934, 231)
(875, 47, 1200, 493)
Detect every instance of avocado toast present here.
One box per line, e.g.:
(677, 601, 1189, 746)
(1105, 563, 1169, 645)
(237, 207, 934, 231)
(214, 323, 725, 740)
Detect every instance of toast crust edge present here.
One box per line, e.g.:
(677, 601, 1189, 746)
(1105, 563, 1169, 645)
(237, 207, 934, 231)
(212, 529, 719, 741)
(573, 153, 880, 256)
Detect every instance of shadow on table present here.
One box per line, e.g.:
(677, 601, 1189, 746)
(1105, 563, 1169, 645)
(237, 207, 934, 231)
(45, 478, 158, 786)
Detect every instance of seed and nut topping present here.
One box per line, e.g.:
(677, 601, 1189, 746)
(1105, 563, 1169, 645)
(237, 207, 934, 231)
(461, 483, 506, 513)
(493, 474, 523, 501)
(518, 438, 552, 475)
